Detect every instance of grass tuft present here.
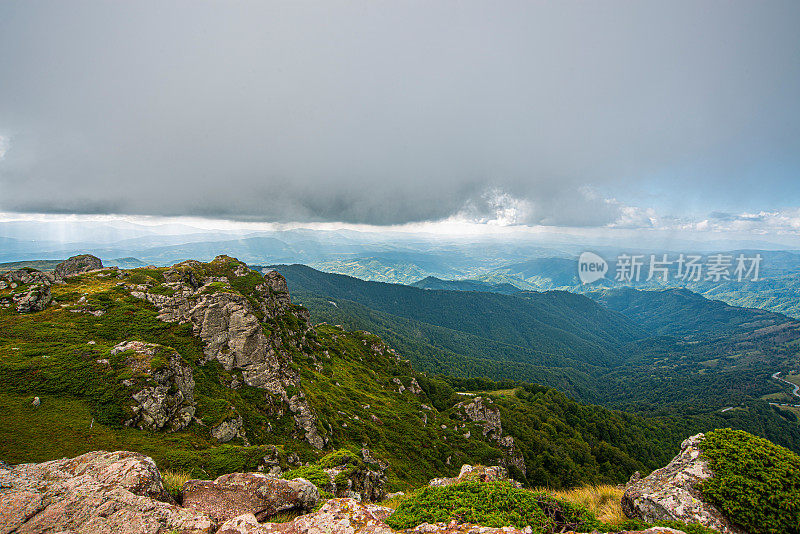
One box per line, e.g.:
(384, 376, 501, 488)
(161, 468, 193, 501)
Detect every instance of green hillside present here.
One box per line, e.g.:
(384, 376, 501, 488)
(268, 264, 643, 367)
(2, 255, 799, 496)
(269, 264, 800, 444)
(588, 287, 796, 340)
(0, 255, 704, 490)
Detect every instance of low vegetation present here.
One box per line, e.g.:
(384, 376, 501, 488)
(161, 469, 192, 501)
(385, 481, 720, 534)
(385, 481, 590, 532)
(700, 428, 800, 534)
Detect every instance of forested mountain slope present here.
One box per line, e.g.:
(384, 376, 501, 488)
(269, 264, 800, 438)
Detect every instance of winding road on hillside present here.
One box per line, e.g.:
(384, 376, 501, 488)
(769, 371, 800, 408)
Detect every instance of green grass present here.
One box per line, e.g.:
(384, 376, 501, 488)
(385, 481, 592, 532)
(700, 428, 800, 534)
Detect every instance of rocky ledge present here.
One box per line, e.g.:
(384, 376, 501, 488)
(622, 433, 746, 534)
(0, 450, 214, 534)
(0, 450, 698, 534)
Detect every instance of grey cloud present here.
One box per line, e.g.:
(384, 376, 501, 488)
(1, 1, 799, 225)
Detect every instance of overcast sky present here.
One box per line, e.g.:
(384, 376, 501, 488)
(1, 1, 799, 238)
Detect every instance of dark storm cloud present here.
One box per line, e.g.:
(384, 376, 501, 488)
(1, 1, 799, 225)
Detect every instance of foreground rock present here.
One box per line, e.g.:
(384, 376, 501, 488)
(182, 472, 319, 523)
(622, 433, 745, 534)
(217, 498, 687, 534)
(0, 450, 214, 534)
(218, 498, 393, 534)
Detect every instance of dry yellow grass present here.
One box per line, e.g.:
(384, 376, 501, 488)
(161, 469, 193, 500)
(549, 484, 627, 525)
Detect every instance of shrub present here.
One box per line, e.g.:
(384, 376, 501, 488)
(319, 448, 362, 469)
(385, 481, 594, 532)
(283, 464, 330, 490)
(699, 428, 800, 534)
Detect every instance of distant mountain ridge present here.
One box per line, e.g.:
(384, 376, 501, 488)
(268, 263, 800, 421)
(411, 276, 521, 294)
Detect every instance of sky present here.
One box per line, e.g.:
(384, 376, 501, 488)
(0, 1, 799, 244)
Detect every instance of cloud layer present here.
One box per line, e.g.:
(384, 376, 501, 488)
(1, 1, 799, 226)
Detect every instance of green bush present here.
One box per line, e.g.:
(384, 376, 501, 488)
(283, 464, 331, 489)
(319, 448, 362, 469)
(700, 428, 800, 534)
(593, 519, 719, 534)
(386, 481, 593, 532)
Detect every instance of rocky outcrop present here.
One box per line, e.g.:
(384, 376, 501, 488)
(0, 450, 214, 534)
(0, 268, 55, 286)
(319, 449, 388, 502)
(0, 254, 103, 313)
(454, 397, 502, 437)
(112, 340, 196, 432)
(453, 397, 526, 476)
(54, 253, 103, 279)
(429, 464, 519, 488)
(131, 256, 327, 449)
(0, 269, 54, 313)
(212, 413, 246, 443)
(12, 283, 52, 313)
(182, 472, 319, 524)
(622, 433, 746, 534)
(217, 498, 394, 534)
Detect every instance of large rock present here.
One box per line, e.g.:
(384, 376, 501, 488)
(55, 254, 103, 279)
(0, 450, 214, 534)
(12, 283, 52, 313)
(0, 269, 55, 313)
(0, 269, 55, 286)
(131, 256, 327, 449)
(454, 397, 502, 437)
(622, 433, 746, 534)
(453, 397, 526, 476)
(112, 340, 196, 431)
(316, 449, 388, 502)
(217, 498, 394, 534)
(212, 413, 246, 443)
(182, 472, 319, 523)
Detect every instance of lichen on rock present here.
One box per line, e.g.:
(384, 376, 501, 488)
(622, 433, 746, 534)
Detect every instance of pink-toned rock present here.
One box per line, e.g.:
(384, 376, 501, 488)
(0, 451, 214, 534)
(217, 498, 688, 534)
(182, 472, 319, 523)
(622, 434, 745, 534)
(217, 498, 394, 534)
